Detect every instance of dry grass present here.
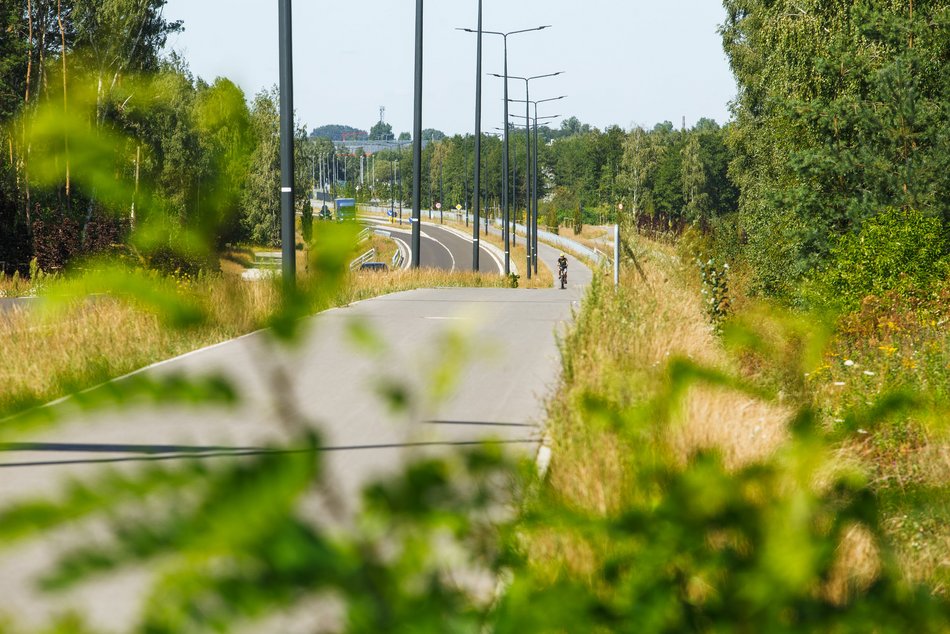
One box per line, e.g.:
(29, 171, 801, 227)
(551, 224, 612, 255)
(551, 236, 787, 472)
(0, 276, 279, 414)
(0, 271, 42, 298)
(535, 233, 949, 595)
(532, 235, 791, 578)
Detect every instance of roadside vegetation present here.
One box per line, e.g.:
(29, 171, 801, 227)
(506, 1, 950, 626)
(515, 234, 948, 627)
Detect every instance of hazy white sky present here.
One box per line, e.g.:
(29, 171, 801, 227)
(163, 1, 736, 135)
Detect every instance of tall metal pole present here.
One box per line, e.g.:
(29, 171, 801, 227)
(533, 103, 540, 273)
(471, 0, 483, 271)
(512, 139, 517, 247)
(411, 0, 423, 267)
(501, 37, 510, 275)
(524, 82, 531, 280)
(278, 0, 295, 290)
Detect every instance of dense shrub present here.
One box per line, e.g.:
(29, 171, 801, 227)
(82, 213, 130, 256)
(805, 209, 949, 312)
(32, 212, 81, 272)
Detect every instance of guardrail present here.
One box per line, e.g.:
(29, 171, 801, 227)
(357, 227, 372, 243)
(391, 248, 404, 269)
(349, 248, 377, 271)
(496, 220, 610, 267)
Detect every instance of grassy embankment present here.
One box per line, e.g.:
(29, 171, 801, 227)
(530, 232, 948, 599)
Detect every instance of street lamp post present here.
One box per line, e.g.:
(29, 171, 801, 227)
(411, 0, 423, 268)
(469, 0, 484, 271)
(510, 95, 566, 274)
(458, 26, 550, 276)
(492, 72, 562, 279)
(510, 112, 560, 273)
(278, 0, 295, 290)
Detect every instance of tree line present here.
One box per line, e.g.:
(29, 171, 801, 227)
(0, 0, 313, 274)
(317, 115, 736, 235)
(0, 1, 740, 277)
(4, 0, 944, 302)
(720, 0, 949, 302)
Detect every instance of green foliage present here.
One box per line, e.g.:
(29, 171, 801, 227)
(310, 124, 367, 141)
(504, 431, 949, 632)
(241, 88, 281, 245)
(3, 5, 948, 632)
(619, 120, 737, 234)
(722, 1, 950, 296)
(192, 77, 255, 246)
(3, 230, 950, 632)
(368, 120, 393, 141)
(541, 200, 559, 232)
(805, 208, 950, 312)
(500, 276, 950, 633)
(697, 258, 731, 333)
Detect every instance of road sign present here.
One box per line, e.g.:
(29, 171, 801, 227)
(436, 202, 442, 210)
(456, 204, 462, 211)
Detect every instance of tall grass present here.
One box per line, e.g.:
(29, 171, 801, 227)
(528, 232, 949, 605)
(0, 275, 278, 416)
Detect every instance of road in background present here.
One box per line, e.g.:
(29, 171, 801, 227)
(362, 217, 505, 274)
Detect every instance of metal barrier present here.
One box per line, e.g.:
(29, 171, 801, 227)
(349, 248, 377, 271)
(495, 220, 610, 266)
(391, 248, 404, 269)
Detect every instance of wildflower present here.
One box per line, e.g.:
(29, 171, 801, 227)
(833, 381, 846, 387)
(863, 370, 876, 376)
(844, 359, 855, 367)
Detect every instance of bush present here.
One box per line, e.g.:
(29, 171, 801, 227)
(572, 205, 583, 235)
(697, 257, 731, 333)
(82, 212, 129, 256)
(805, 209, 949, 312)
(32, 212, 81, 272)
